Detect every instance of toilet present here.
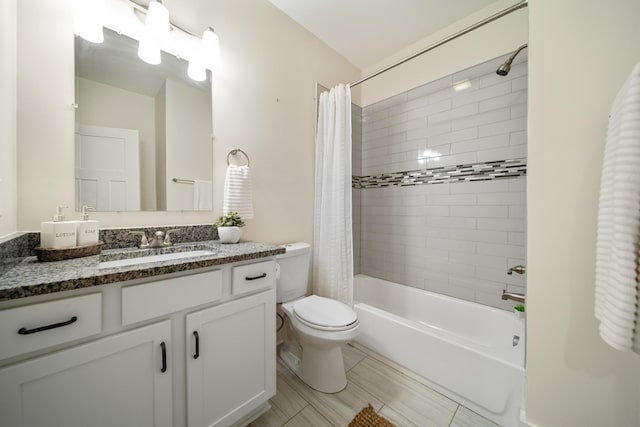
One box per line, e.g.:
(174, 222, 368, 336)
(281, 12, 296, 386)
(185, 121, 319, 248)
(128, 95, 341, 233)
(276, 242, 359, 393)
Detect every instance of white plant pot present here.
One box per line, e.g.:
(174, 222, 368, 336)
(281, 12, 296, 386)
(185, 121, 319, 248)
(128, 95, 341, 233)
(217, 226, 242, 244)
(514, 309, 525, 320)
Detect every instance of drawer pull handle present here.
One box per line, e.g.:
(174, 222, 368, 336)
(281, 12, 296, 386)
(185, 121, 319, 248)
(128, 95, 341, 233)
(193, 331, 200, 359)
(18, 316, 78, 335)
(160, 342, 167, 373)
(245, 273, 267, 281)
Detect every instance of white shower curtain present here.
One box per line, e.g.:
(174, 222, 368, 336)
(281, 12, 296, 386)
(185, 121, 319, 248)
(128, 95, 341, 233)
(313, 84, 354, 306)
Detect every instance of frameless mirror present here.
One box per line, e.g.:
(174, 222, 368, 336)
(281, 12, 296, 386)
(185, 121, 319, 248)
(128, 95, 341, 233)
(74, 27, 213, 212)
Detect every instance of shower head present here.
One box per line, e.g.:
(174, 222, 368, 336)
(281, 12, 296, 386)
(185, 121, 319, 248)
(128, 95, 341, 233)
(496, 43, 528, 76)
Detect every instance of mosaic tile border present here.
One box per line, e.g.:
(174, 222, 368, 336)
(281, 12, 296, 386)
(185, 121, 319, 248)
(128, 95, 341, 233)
(352, 158, 526, 189)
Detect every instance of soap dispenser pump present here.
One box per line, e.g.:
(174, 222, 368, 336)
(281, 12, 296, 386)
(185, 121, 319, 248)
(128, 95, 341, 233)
(40, 205, 78, 249)
(77, 205, 100, 246)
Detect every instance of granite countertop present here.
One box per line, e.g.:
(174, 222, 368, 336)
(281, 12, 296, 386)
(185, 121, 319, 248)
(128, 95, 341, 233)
(0, 241, 285, 301)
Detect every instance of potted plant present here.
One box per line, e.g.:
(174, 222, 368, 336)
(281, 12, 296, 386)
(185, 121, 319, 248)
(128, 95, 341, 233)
(514, 304, 525, 319)
(215, 211, 245, 243)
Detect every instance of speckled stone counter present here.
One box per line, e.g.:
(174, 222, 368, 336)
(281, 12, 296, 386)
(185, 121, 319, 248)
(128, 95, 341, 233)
(0, 241, 285, 301)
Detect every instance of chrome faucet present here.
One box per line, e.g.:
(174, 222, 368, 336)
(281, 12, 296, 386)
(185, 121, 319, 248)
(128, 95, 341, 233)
(148, 231, 166, 248)
(129, 231, 149, 249)
(507, 265, 526, 275)
(502, 290, 525, 303)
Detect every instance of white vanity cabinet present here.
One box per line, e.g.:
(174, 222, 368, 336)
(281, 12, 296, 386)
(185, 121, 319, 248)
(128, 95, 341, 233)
(0, 257, 277, 427)
(0, 320, 173, 427)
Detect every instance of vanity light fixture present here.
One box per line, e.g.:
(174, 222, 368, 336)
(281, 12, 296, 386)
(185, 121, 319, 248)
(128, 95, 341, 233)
(74, 0, 105, 44)
(137, 0, 170, 65)
(187, 27, 220, 82)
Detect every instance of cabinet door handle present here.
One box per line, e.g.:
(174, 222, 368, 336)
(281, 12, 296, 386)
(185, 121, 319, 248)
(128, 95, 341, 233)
(245, 273, 267, 281)
(193, 331, 200, 359)
(160, 342, 167, 373)
(18, 316, 78, 335)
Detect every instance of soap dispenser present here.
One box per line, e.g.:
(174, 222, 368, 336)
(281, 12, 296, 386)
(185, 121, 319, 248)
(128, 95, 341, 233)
(77, 205, 100, 246)
(40, 205, 78, 249)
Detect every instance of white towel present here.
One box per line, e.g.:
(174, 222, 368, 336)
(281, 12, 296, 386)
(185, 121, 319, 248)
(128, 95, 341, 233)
(193, 180, 213, 211)
(223, 164, 254, 219)
(595, 62, 640, 354)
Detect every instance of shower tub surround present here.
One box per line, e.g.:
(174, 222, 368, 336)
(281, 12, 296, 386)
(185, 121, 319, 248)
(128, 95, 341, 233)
(354, 53, 528, 309)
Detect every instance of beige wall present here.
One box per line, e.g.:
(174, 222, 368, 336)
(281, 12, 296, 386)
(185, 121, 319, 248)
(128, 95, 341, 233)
(75, 77, 157, 210)
(527, 0, 640, 426)
(0, 0, 17, 238)
(11, 0, 359, 246)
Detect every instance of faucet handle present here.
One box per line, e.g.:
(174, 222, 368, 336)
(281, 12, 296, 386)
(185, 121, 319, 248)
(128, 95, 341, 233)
(129, 231, 149, 249)
(507, 265, 526, 275)
(164, 229, 181, 246)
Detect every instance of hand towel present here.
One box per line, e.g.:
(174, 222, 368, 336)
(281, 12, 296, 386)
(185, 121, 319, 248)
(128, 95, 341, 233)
(595, 62, 640, 354)
(193, 180, 213, 211)
(223, 164, 254, 219)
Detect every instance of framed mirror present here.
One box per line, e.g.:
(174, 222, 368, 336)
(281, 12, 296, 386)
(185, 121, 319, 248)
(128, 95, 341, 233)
(74, 27, 213, 212)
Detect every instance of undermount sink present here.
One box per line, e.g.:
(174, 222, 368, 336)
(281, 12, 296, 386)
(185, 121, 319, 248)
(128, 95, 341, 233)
(98, 245, 218, 269)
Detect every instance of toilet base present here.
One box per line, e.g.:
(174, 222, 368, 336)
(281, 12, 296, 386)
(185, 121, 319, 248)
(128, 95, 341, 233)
(279, 338, 347, 394)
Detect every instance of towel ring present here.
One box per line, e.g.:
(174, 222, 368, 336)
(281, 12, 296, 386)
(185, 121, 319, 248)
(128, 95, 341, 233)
(226, 149, 250, 166)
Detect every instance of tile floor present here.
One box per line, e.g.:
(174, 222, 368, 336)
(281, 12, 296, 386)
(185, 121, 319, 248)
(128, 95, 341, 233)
(249, 343, 499, 427)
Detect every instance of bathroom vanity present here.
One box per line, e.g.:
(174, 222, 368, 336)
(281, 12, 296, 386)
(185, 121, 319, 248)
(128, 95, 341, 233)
(0, 240, 284, 427)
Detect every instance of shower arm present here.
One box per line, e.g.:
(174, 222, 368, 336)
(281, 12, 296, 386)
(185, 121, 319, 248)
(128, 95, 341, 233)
(506, 43, 528, 65)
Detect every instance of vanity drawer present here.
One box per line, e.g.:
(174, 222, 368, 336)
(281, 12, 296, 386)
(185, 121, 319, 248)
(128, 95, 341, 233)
(0, 293, 102, 361)
(232, 260, 276, 296)
(122, 269, 223, 325)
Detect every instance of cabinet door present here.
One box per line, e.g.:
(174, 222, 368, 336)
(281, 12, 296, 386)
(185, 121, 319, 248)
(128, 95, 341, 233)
(186, 289, 276, 427)
(0, 320, 172, 427)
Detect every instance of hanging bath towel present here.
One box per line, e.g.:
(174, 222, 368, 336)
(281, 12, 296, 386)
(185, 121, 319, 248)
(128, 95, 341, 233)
(193, 180, 213, 211)
(595, 62, 640, 354)
(223, 164, 254, 219)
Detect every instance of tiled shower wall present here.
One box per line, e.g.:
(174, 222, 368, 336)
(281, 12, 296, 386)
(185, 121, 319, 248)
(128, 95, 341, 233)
(355, 53, 527, 309)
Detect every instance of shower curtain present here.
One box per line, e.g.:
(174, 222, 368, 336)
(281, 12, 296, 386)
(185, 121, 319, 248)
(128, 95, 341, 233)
(313, 84, 354, 306)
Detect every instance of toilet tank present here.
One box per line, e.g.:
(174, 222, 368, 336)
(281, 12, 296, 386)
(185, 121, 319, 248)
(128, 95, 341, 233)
(276, 242, 311, 303)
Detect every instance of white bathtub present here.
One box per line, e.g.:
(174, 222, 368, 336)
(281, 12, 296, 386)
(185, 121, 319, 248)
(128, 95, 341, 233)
(353, 274, 525, 427)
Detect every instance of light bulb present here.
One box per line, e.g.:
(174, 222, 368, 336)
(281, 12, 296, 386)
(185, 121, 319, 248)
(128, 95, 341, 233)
(188, 58, 207, 82)
(201, 27, 220, 70)
(138, 36, 161, 65)
(74, 0, 104, 43)
(145, 1, 170, 40)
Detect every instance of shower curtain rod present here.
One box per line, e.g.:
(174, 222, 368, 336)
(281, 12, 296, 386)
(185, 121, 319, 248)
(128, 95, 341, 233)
(350, 0, 528, 88)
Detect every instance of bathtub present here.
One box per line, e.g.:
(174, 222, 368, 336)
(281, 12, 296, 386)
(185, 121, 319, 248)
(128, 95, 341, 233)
(353, 274, 525, 427)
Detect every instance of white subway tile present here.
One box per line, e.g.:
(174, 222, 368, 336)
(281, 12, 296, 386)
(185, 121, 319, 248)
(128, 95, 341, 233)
(508, 232, 526, 246)
(509, 205, 527, 218)
(511, 103, 527, 119)
(362, 108, 389, 123)
(477, 192, 526, 205)
(452, 81, 511, 108)
(428, 127, 478, 147)
(408, 99, 452, 121)
(426, 216, 477, 229)
(477, 242, 526, 258)
(427, 193, 477, 205)
(408, 75, 453, 100)
(427, 86, 456, 104)
(450, 179, 509, 194)
(428, 103, 478, 127)
(450, 134, 509, 154)
(479, 91, 527, 113)
(511, 76, 528, 92)
(450, 205, 508, 218)
(476, 266, 525, 286)
(448, 229, 508, 244)
(452, 107, 510, 131)
(476, 145, 527, 163)
(508, 177, 527, 191)
(478, 117, 527, 138)
(407, 121, 451, 140)
(477, 218, 526, 232)
(510, 130, 527, 146)
(450, 251, 507, 269)
(427, 151, 477, 168)
(365, 112, 408, 132)
(388, 95, 430, 116)
(362, 127, 389, 140)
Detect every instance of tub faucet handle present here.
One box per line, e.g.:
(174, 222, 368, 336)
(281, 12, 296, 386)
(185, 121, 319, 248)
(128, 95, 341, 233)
(507, 265, 526, 275)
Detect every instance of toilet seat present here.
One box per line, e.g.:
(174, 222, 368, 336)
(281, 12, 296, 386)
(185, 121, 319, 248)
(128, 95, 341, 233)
(292, 295, 358, 332)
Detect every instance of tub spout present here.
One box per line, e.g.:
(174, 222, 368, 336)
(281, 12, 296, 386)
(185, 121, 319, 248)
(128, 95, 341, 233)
(502, 290, 525, 303)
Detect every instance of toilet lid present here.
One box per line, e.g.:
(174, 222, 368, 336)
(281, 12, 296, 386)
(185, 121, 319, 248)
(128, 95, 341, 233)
(292, 295, 357, 329)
